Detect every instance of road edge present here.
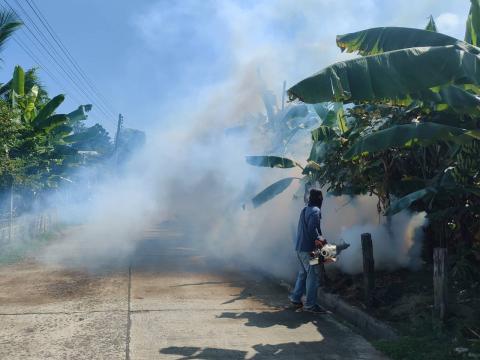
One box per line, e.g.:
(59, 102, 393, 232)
(277, 279, 398, 341)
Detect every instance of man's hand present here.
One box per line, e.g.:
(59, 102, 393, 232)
(315, 237, 326, 247)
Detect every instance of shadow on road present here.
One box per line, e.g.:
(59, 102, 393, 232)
(159, 340, 340, 360)
(217, 309, 320, 330)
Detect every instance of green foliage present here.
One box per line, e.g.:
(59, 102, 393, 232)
(374, 335, 464, 360)
(116, 128, 145, 161)
(465, 0, 480, 46)
(425, 15, 437, 32)
(0, 65, 112, 194)
(67, 104, 92, 123)
(71, 123, 113, 156)
(344, 122, 480, 159)
(245, 87, 319, 155)
(288, 46, 480, 105)
(385, 188, 434, 216)
(12, 65, 24, 96)
(32, 94, 65, 125)
(336, 27, 478, 56)
(246, 155, 299, 169)
(311, 126, 336, 142)
(247, 6, 480, 275)
(0, 10, 21, 54)
(251, 177, 297, 208)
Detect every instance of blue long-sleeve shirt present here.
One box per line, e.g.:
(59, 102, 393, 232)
(294, 206, 322, 252)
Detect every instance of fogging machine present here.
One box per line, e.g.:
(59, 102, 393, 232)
(309, 242, 350, 265)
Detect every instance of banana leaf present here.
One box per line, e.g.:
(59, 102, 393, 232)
(311, 126, 336, 142)
(465, 0, 480, 46)
(12, 65, 24, 96)
(252, 177, 296, 208)
(51, 124, 73, 138)
(286, 116, 315, 130)
(335, 26, 480, 113)
(425, 85, 480, 114)
(336, 27, 479, 56)
(385, 188, 435, 215)
(308, 140, 341, 164)
(23, 85, 39, 121)
(463, 185, 480, 197)
(288, 46, 480, 105)
(312, 103, 341, 125)
(344, 122, 480, 159)
(67, 104, 92, 123)
(32, 94, 65, 125)
(282, 104, 308, 120)
(63, 125, 101, 143)
(425, 15, 437, 32)
(246, 155, 299, 168)
(33, 114, 68, 131)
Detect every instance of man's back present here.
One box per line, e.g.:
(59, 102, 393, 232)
(295, 205, 321, 252)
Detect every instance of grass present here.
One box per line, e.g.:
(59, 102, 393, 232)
(373, 317, 480, 360)
(374, 335, 462, 360)
(326, 265, 480, 360)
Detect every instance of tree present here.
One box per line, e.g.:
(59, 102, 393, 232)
(0, 10, 21, 59)
(1, 65, 101, 198)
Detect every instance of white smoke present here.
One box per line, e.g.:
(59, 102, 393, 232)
(334, 211, 427, 274)
(33, 0, 436, 276)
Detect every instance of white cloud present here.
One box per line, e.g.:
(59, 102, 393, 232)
(436, 12, 461, 35)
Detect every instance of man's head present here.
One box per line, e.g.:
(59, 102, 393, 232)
(308, 188, 323, 208)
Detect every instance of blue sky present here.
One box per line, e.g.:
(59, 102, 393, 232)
(0, 0, 472, 136)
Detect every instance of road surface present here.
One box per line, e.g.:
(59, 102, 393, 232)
(0, 226, 387, 359)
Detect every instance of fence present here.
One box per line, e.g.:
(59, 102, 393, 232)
(0, 211, 57, 249)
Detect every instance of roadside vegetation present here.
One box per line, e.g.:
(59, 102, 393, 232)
(0, 10, 145, 258)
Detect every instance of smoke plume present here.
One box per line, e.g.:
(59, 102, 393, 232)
(32, 0, 436, 277)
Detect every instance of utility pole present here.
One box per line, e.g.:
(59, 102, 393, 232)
(114, 113, 124, 165)
(114, 113, 124, 151)
(281, 80, 286, 111)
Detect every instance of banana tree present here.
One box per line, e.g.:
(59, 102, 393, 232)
(247, 86, 320, 155)
(284, 2, 480, 212)
(246, 102, 347, 208)
(4, 65, 98, 191)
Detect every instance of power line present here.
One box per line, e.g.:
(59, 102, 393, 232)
(25, 0, 118, 117)
(3, 1, 94, 106)
(6, 0, 114, 122)
(12, 0, 116, 120)
(0, 3, 85, 105)
(11, 36, 84, 105)
(1, 0, 118, 126)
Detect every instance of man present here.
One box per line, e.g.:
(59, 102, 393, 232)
(288, 188, 326, 313)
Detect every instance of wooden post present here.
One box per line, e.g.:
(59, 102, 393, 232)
(9, 182, 13, 242)
(433, 248, 447, 320)
(361, 233, 375, 307)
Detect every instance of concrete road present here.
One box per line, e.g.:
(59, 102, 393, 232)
(0, 226, 387, 359)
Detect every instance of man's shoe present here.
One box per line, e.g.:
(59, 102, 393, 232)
(303, 305, 328, 314)
(288, 301, 303, 310)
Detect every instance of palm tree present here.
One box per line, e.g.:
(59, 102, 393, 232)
(0, 10, 21, 58)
